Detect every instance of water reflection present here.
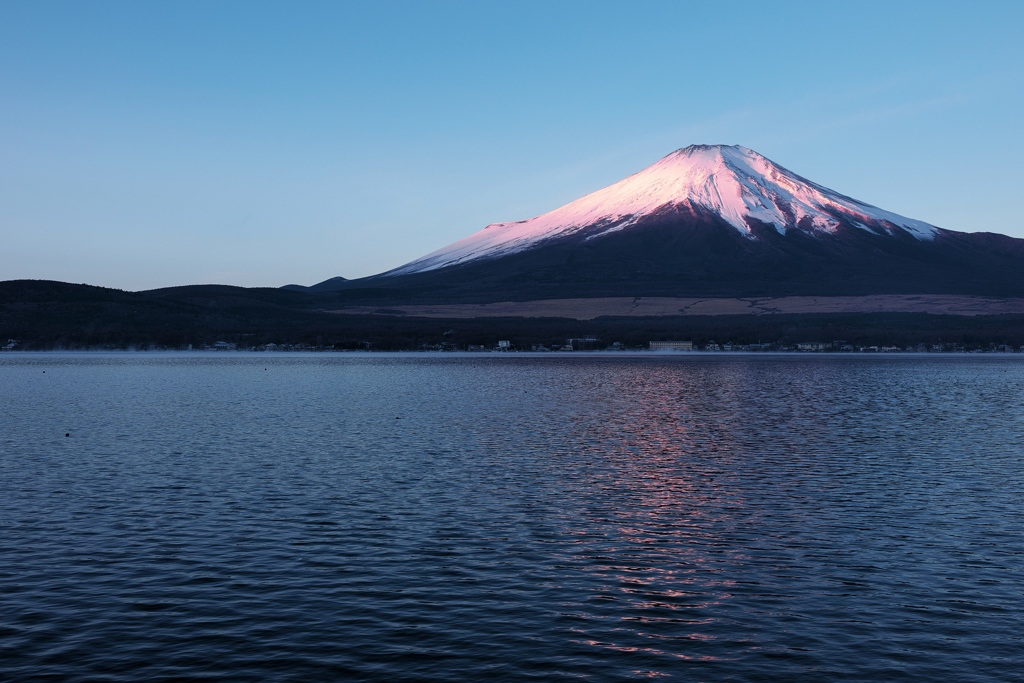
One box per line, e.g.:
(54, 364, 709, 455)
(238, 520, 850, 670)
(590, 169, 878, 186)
(537, 362, 754, 669)
(0, 354, 1022, 681)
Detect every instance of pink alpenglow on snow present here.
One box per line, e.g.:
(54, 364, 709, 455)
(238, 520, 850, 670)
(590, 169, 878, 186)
(389, 145, 939, 275)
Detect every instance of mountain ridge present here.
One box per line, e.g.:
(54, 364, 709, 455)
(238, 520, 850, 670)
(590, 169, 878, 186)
(5, 146, 1024, 347)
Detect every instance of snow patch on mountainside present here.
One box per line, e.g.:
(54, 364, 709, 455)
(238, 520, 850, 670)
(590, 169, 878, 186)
(389, 145, 939, 275)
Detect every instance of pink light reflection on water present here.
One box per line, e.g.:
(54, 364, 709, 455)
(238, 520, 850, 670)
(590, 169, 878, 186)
(546, 361, 779, 667)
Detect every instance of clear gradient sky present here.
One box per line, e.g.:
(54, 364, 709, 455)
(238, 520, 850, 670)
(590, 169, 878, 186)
(2, 1, 1022, 290)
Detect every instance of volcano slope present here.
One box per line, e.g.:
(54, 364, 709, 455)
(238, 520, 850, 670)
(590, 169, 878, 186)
(313, 145, 1024, 308)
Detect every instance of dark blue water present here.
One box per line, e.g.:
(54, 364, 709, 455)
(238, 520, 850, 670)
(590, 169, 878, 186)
(1, 353, 1022, 681)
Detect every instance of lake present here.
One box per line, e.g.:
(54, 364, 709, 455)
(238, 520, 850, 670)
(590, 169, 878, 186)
(1, 353, 1022, 681)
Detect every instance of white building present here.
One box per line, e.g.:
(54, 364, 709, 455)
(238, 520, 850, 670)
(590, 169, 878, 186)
(649, 341, 693, 351)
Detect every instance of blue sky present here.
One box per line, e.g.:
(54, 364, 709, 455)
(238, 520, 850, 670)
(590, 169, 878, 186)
(1, 1, 1021, 289)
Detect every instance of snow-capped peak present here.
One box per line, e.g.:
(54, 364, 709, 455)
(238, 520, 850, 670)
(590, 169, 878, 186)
(388, 144, 939, 275)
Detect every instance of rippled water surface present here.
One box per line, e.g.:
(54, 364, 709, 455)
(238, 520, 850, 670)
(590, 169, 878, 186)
(1, 353, 1023, 681)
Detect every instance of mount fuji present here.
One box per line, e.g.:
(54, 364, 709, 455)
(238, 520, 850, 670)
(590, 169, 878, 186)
(390, 145, 939, 275)
(316, 145, 1024, 302)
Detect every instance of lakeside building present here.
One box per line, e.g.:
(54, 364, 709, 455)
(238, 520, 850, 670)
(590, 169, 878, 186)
(649, 341, 693, 351)
(566, 337, 602, 351)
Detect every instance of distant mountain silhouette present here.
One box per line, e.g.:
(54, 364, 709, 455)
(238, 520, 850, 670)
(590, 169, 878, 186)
(282, 276, 347, 292)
